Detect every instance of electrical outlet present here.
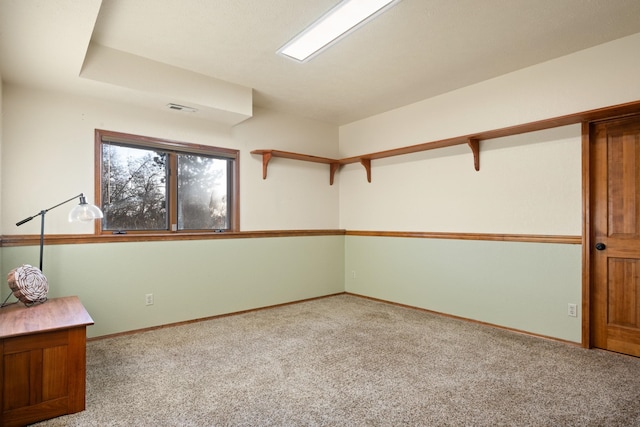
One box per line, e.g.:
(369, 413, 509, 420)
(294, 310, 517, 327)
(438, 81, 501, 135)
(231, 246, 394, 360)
(145, 293, 154, 306)
(352, 270, 357, 279)
(568, 303, 577, 317)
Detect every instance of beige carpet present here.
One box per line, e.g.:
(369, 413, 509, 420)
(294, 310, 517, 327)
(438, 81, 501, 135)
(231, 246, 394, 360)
(34, 294, 640, 426)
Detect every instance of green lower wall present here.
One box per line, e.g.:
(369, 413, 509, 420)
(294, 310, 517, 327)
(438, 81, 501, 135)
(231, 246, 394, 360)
(344, 236, 583, 343)
(1, 236, 345, 338)
(1, 235, 583, 342)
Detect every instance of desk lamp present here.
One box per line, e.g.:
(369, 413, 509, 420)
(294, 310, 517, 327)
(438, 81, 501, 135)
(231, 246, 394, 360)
(3, 193, 103, 307)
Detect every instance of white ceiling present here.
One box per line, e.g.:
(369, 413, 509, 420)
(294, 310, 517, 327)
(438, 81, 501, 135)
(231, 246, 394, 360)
(2, 0, 640, 126)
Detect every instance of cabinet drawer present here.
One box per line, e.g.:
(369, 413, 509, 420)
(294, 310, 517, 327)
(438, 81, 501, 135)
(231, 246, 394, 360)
(3, 330, 68, 354)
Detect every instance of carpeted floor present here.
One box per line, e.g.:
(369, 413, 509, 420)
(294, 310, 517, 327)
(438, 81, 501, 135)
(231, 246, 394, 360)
(34, 294, 640, 426)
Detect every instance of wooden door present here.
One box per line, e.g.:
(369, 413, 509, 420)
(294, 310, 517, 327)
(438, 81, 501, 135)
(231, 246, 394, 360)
(591, 114, 640, 357)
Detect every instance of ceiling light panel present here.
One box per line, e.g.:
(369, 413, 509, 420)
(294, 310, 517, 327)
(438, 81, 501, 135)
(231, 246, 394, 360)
(278, 0, 401, 62)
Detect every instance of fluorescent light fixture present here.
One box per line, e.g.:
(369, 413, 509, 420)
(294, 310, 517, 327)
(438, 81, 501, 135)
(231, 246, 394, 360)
(278, 0, 400, 62)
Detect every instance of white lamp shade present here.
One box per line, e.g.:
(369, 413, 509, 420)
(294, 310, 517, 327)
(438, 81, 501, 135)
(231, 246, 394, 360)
(68, 201, 104, 222)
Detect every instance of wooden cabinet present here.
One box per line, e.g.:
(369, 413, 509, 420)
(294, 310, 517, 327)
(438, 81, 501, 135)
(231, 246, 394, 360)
(0, 296, 94, 426)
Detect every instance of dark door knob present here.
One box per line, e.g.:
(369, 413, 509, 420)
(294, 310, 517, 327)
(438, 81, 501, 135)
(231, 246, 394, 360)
(595, 242, 606, 251)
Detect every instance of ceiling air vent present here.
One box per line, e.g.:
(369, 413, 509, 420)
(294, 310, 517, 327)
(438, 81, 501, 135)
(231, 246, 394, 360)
(166, 103, 198, 113)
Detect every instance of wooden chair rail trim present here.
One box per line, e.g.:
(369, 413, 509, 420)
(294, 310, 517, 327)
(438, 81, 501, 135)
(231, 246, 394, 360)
(0, 230, 347, 246)
(251, 99, 640, 184)
(0, 230, 580, 247)
(346, 230, 582, 244)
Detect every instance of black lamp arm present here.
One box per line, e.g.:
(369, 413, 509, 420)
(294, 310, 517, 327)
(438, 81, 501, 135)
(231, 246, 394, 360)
(15, 193, 89, 273)
(15, 193, 84, 227)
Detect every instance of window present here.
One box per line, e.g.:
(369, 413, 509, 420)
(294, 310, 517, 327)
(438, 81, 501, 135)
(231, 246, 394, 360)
(96, 129, 239, 234)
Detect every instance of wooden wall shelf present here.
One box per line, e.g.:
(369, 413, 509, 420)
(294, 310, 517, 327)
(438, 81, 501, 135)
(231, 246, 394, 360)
(252, 137, 480, 185)
(251, 100, 640, 185)
(251, 150, 341, 185)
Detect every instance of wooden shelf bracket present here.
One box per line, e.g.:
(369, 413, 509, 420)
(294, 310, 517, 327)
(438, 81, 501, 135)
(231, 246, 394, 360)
(330, 162, 341, 185)
(360, 158, 372, 182)
(467, 138, 480, 171)
(259, 151, 273, 179)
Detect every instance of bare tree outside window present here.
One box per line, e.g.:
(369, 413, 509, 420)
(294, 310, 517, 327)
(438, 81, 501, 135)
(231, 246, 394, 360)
(177, 154, 228, 230)
(101, 144, 168, 230)
(96, 129, 239, 234)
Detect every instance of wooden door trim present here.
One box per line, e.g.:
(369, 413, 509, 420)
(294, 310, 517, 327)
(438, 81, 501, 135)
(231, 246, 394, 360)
(582, 121, 592, 348)
(583, 111, 640, 350)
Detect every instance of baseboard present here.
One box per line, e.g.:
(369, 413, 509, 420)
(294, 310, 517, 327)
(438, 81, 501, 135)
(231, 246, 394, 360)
(88, 292, 346, 342)
(345, 292, 582, 347)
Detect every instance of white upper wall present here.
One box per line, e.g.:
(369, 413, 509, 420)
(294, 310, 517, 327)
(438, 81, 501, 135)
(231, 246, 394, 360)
(0, 72, 3, 235)
(340, 33, 640, 154)
(3, 32, 640, 236)
(235, 107, 339, 230)
(338, 32, 640, 235)
(1, 86, 339, 234)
